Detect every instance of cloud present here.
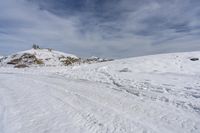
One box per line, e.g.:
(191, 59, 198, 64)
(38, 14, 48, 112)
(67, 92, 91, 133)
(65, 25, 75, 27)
(0, 0, 200, 58)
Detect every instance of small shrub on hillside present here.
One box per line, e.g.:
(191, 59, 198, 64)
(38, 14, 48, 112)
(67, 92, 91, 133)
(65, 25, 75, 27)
(35, 59, 44, 65)
(14, 64, 29, 68)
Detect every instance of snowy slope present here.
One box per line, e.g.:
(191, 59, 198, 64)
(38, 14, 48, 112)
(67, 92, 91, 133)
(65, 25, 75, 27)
(1, 48, 79, 67)
(0, 51, 200, 133)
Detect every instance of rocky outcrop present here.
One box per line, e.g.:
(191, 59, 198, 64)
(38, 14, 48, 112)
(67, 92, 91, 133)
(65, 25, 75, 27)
(7, 53, 44, 65)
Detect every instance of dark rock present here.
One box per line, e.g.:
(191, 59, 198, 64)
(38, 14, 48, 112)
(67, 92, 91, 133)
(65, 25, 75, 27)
(7, 58, 21, 65)
(190, 58, 199, 61)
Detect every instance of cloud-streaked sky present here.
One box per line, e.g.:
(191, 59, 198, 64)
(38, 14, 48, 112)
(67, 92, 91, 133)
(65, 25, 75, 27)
(0, 0, 200, 58)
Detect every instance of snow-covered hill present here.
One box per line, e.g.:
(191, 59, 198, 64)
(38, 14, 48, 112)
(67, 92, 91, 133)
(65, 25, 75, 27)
(0, 48, 79, 67)
(0, 51, 200, 133)
(0, 49, 114, 68)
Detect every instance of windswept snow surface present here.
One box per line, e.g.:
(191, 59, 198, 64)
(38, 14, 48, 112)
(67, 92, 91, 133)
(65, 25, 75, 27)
(0, 51, 200, 133)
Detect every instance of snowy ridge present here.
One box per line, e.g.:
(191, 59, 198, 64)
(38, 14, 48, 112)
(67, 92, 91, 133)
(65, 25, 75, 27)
(0, 51, 200, 133)
(0, 49, 113, 68)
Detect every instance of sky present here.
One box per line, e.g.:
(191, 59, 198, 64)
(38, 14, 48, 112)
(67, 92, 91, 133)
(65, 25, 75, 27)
(0, 0, 200, 58)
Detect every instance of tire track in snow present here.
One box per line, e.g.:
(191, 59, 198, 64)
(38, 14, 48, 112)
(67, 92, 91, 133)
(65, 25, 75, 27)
(24, 73, 158, 133)
(0, 75, 150, 133)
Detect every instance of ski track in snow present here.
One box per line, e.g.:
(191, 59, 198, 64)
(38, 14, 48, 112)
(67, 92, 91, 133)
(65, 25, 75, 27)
(0, 51, 200, 133)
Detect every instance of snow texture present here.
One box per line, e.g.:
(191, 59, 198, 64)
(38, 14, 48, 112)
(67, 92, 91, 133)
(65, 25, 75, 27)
(0, 51, 200, 133)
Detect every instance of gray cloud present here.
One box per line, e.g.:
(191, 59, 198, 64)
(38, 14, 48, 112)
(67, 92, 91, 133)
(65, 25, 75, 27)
(0, 0, 200, 58)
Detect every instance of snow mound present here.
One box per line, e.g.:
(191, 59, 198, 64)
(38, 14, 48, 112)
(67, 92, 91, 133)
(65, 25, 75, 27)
(1, 48, 79, 67)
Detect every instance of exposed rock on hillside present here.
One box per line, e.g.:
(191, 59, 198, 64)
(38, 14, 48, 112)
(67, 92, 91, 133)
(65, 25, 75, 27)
(83, 56, 114, 64)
